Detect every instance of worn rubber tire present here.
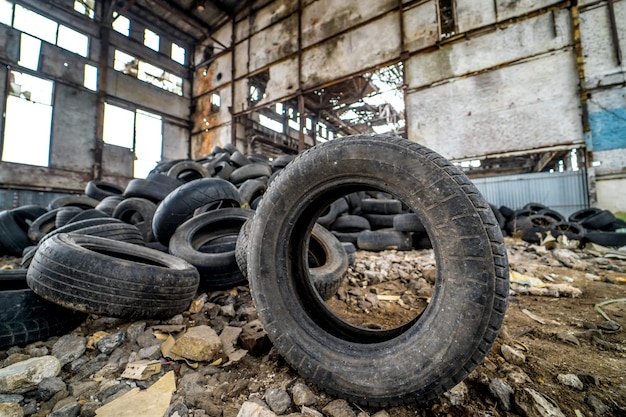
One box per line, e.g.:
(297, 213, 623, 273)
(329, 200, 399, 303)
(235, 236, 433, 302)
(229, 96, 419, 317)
(167, 160, 210, 183)
(393, 213, 426, 233)
(247, 135, 509, 406)
(152, 178, 242, 246)
(48, 195, 100, 210)
(357, 229, 412, 251)
(28, 208, 63, 243)
(0, 208, 46, 256)
(360, 198, 403, 215)
(307, 224, 349, 300)
(69, 222, 145, 246)
(54, 207, 84, 228)
(113, 197, 157, 243)
(550, 222, 585, 242)
(363, 213, 397, 230)
(95, 195, 125, 216)
(317, 198, 350, 228)
(238, 179, 267, 208)
(329, 215, 371, 233)
(584, 230, 626, 247)
(27, 233, 200, 319)
(124, 173, 183, 203)
(229, 163, 273, 185)
(85, 180, 125, 201)
(580, 209, 616, 230)
(168, 208, 254, 290)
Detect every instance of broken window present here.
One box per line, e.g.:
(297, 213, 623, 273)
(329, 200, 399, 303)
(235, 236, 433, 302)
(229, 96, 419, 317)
(0, 0, 13, 26)
(2, 71, 54, 167)
(259, 114, 283, 133)
(102, 103, 163, 178)
(438, 0, 456, 39)
(114, 49, 138, 76)
(74, 0, 95, 19)
(112, 12, 130, 36)
(57, 25, 89, 57)
(171, 43, 186, 65)
(248, 71, 269, 105)
(84, 64, 98, 91)
(18, 33, 41, 71)
(137, 61, 183, 96)
(13, 4, 57, 43)
(210, 93, 221, 113)
(144, 29, 160, 52)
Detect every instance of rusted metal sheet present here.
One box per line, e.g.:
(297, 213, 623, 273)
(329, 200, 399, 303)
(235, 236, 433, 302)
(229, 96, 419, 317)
(193, 52, 232, 96)
(301, 0, 398, 48)
(190, 125, 232, 159)
(579, 2, 626, 88)
(405, 10, 573, 89)
(456, 0, 497, 33)
(403, 1, 439, 52)
(301, 12, 402, 89)
(191, 86, 232, 133)
(406, 50, 584, 160)
(234, 39, 250, 79)
(496, 0, 564, 21)
(249, 14, 298, 72)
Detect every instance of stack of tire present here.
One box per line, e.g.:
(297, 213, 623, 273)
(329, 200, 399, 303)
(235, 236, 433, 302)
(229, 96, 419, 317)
(494, 203, 626, 247)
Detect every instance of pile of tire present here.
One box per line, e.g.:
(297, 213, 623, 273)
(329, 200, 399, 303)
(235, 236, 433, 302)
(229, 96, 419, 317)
(493, 203, 626, 247)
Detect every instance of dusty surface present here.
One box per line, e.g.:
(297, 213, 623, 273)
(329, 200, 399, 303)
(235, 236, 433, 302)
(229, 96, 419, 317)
(1, 237, 626, 417)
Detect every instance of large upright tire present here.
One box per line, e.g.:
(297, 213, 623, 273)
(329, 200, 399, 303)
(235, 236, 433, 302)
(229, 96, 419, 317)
(246, 135, 509, 406)
(27, 234, 200, 319)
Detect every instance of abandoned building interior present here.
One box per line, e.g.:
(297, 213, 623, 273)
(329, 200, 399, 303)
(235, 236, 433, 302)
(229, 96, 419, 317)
(0, 0, 624, 216)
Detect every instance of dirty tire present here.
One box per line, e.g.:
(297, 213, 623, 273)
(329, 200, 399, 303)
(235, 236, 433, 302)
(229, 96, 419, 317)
(47, 195, 100, 210)
(356, 229, 412, 251)
(393, 213, 426, 233)
(26, 233, 200, 319)
(85, 180, 124, 201)
(0, 207, 47, 256)
(112, 197, 157, 242)
(124, 173, 183, 203)
(168, 208, 254, 290)
(166, 160, 210, 183)
(247, 135, 509, 406)
(550, 222, 585, 242)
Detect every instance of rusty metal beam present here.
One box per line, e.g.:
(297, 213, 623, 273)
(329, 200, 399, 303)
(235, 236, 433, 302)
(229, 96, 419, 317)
(607, 0, 622, 66)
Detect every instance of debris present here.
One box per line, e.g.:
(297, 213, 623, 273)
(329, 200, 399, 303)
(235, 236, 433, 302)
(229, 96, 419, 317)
(557, 374, 584, 390)
(120, 360, 162, 380)
(489, 378, 514, 410)
(0, 356, 61, 395)
(510, 271, 546, 287)
(237, 401, 277, 417)
(291, 383, 317, 406)
(501, 344, 526, 365)
(167, 325, 226, 364)
(594, 298, 626, 326)
(514, 388, 566, 417)
(322, 399, 357, 417)
(95, 371, 176, 417)
(584, 243, 626, 260)
(220, 326, 247, 365)
(239, 320, 271, 356)
(264, 387, 292, 414)
(522, 309, 546, 324)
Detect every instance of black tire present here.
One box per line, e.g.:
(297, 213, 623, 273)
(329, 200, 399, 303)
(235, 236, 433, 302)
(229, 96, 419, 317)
(330, 215, 371, 233)
(360, 198, 403, 215)
(0, 269, 86, 349)
(113, 197, 157, 242)
(235, 217, 253, 280)
(247, 135, 508, 406)
(0, 208, 44, 256)
(518, 215, 556, 244)
(271, 155, 294, 171)
(27, 233, 200, 319)
(584, 231, 626, 247)
(66, 208, 110, 224)
(393, 213, 426, 233)
(331, 231, 361, 245)
(603, 218, 626, 232)
(55, 207, 84, 228)
(168, 208, 253, 290)
(568, 207, 602, 223)
(342, 242, 357, 266)
(84, 180, 124, 201)
(69, 222, 145, 246)
(212, 161, 234, 180)
(490, 205, 506, 230)
(357, 229, 412, 251)
(28, 208, 64, 243)
(95, 195, 125, 216)
(124, 173, 183, 203)
(167, 160, 209, 183)
(580, 210, 616, 230)
(550, 222, 585, 242)
(537, 208, 566, 223)
(498, 206, 515, 220)
(38, 217, 123, 247)
(48, 195, 100, 210)
(229, 163, 273, 185)
(505, 209, 532, 236)
(317, 198, 350, 228)
(238, 179, 267, 208)
(230, 151, 251, 167)
(363, 213, 397, 230)
(523, 202, 548, 213)
(152, 178, 241, 246)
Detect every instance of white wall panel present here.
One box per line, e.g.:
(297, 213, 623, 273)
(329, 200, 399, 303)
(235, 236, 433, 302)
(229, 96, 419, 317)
(403, 1, 439, 52)
(456, 0, 497, 33)
(249, 15, 298, 72)
(496, 0, 564, 21)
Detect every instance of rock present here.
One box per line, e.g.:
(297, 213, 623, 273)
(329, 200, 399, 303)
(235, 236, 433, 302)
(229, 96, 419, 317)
(0, 356, 61, 394)
(0, 394, 23, 403)
(125, 322, 147, 343)
(3, 354, 30, 366)
(489, 378, 514, 410)
(137, 344, 162, 360)
(239, 320, 271, 356)
(291, 382, 316, 406)
(97, 332, 126, 354)
(186, 393, 222, 415)
(321, 399, 356, 417)
(444, 382, 468, 406)
(301, 405, 324, 417)
(79, 401, 100, 417)
(49, 400, 80, 417)
(551, 249, 580, 268)
(237, 401, 277, 417)
(37, 377, 67, 401)
(221, 304, 236, 318)
(69, 380, 99, 399)
(556, 374, 583, 390)
(52, 335, 87, 367)
(166, 401, 190, 417)
(170, 325, 225, 363)
(264, 387, 291, 414)
(586, 394, 609, 415)
(136, 329, 159, 348)
(514, 388, 565, 417)
(0, 402, 23, 417)
(25, 345, 48, 357)
(371, 411, 390, 417)
(501, 344, 526, 365)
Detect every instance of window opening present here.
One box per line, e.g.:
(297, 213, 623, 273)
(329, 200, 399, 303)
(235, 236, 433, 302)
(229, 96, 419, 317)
(114, 49, 138, 75)
(137, 61, 183, 96)
(259, 114, 283, 133)
(0, 0, 13, 26)
(57, 25, 89, 57)
(18, 33, 41, 71)
(74, 0, 95, 19)
(438, 0, 456, 39)
(275, 103, 283, 115)
(103, 103, 134, 148)
(171, 43, 186, 65)
(112, 12, 130, 36)
(210, 93, 221, 113)
(84, 64, 97, 91)
(248, 71, 269, 105)
(13, 4, 58, 43)
(3, 71, 54, 167)
(144, 28, 160, 52)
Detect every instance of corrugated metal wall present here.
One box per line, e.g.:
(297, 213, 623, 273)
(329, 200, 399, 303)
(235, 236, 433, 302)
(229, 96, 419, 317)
(0, 189, 71, 211)
(472, 171, 589, 218)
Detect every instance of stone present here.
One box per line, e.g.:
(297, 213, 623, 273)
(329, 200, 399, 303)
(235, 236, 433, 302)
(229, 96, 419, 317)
(25, 346, 49, 357)
(0, 394, 23, 403)
(291, 382, 316, 406)
(586, 394, 609, 415)
(0, 402, 23, 417)
(125, 322, 147, 343)
(0, 356, 61, 394)
(3, 354, 30, 367)
(237, 401, 277, 417)
(170, 325, 225, 363)
(264, 387, 291, 414)
(489, 378, 514, 410)
(321, 399, 356, 417)
(79, 401, 100, 417)
(69, 380, 99, 398)
(501, 344, 525, 365)
(166, 401, 189, 417)
(97, 332, 126, 354)
(136, 329, 159, 348)
(52, 335, 86, 367)
(239, 320, 271, 356)
(49, 400, 80, 417)
(221, 304, 236, 318)
(444, 382, 467, 406)
(371, 411, 390, 417)
(556, 374, 583, 390)
(37, 377, 66, 401)
(514, 388, 565, 417)
(137, 344, 162, 360)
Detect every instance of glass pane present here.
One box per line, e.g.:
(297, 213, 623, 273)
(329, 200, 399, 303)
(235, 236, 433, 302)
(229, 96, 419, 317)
(9, 70, 53, 105)
(144, 28, 159, 51)
(171, 43, 185, 65)
(57, 25, 89, 57)
(13, 5, 58, 43)
(103, 103, 134, 148)
(135, 110, 162, 161)
(3, 95, 52, 167)
(18, 33, 41, 71)
(113, 50, 137, 74)
(74, 0, 95, 18)
(84, 64, 97, 91)
(112, 13, 130, 36)
(0, 0, 13, 26)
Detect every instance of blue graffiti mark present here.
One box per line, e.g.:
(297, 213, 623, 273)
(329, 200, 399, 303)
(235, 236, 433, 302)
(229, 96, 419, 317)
(588, 108, 626, 151)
